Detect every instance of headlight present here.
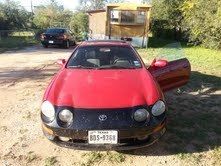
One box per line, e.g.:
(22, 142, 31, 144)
(58, 109, 73, 123)
(134, 109, 150, 122)
(41, 101, 55, 121)
(151, 100, 166, 116)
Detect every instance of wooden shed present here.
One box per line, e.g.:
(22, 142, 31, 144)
(87, 3, 152, 47)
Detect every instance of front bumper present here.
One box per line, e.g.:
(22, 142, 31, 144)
(41, 40, 65, 45)
(42, 119, 166, 151)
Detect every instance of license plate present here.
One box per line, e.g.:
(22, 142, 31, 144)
(49, 40, 54, 44)
(88, 130, 118, 144)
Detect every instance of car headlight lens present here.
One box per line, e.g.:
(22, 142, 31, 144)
(41, 101, 55, 121)
(134, 109, 150, 122)
(58, 109, 73, 123)
(151, 100, 166, 116)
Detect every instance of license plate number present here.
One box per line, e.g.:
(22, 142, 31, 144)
(88, 130, 118, 144)
(49, 40, 54, 44)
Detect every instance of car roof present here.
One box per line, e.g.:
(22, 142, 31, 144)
(80, 40, 131, 47)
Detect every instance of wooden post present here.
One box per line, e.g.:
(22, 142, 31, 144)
(107, 7, 111, 39)
(146, 8, 151, 49)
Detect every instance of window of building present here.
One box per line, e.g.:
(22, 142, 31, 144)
(121, 11, 135, 23)
(137, 11, 146, 24)
(111, 10, 119, 23)
(110, 10, 146, 25)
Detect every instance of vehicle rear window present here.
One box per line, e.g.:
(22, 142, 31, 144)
(45, 29, 65, 34)
(67, 46, 142, 69)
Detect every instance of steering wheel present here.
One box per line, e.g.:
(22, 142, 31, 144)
(113, 58, 132, 65)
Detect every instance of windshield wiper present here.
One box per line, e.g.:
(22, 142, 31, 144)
(68, 65, 96, 69)
(98, 65, 136, 69)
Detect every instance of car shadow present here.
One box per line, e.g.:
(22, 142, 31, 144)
(43, 44, 78, 49)
(121, 71, 221, 156)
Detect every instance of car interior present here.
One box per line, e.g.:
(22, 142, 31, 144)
(67, 46, 141, 68)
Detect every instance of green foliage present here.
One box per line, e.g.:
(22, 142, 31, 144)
(0, 35, 38, 53)
(78, 0, 125, 11)
(0, 0, 32, 30)
(44, 156, 57, 166)
(33, 1, 73, 29)
(182, 0, 221, 49)
(152, 0, 221, 49)
(79, 0, 105, 11)
(69, 12, 88, 40)
(151, 0, 185, 40)
(107, 152, 126, 163)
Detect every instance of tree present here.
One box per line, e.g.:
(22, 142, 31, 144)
(151, 0, 185, 40)
(33, 0, 73, 29)
(78, 0, 105, 11)
(69, 12, 88, 40)
(181, 0, 221, 49)
(78, 0, 126, 11)
(0, 0, 32, 30)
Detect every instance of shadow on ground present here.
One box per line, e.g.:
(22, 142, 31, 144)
(1, 44, 77, 55)
(1, 64, 220, 156)
(0, 64, 58, 86)
(123, 71, 221, 156)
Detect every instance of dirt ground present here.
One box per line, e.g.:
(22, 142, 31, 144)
(0, 45, 220, 166)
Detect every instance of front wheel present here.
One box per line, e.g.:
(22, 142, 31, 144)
(72, 40, 76, 46)
(64, 41, 70, 49)
(42, 44, 48, 48)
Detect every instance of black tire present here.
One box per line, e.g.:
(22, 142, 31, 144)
(72, 40, 76, 46)
(64, 40, 70, 49)
(42, 44, 48, 48)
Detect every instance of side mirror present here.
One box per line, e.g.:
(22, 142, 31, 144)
(151, 59, 168, 68)
(56, 59, 66, 66)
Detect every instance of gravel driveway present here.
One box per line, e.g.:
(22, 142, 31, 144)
(0, 45, 219, 166)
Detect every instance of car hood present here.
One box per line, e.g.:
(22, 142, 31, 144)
(45, 68, 162, 108)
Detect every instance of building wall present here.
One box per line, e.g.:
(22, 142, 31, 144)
(88, 12, 106, 40)
(88, 5, 151, 47)
(110, 24, 146, 37)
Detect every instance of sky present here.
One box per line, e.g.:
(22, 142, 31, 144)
(2, 0, 149, 12)
(18, 0, 80, 11)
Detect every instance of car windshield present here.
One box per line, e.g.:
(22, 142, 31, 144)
(67, 46, 142, 69)
(45, 28, 65, 34)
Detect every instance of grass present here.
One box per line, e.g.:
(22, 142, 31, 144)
(26, 151, 38, 163)
(136, 37, 221, 165)
(212, 147, 221, 165)
(107, 152, 126, 163)
(44, 156, 57, 166)
(81, 152, 126, 166)
(81, 152, 105, 166)
(139, 37, 221, 77)
(0, 36, 38, 53)
(19, 128, 28, 134)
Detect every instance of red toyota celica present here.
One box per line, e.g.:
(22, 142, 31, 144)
(41, 40, 191, 150)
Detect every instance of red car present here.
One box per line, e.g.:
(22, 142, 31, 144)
(41, 40, 191, 150)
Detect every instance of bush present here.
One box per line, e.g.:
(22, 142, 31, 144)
(182, 0, 221, 49)
(69, 12, 88, 41)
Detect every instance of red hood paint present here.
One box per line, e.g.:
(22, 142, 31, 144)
(44, 68, 163, 108)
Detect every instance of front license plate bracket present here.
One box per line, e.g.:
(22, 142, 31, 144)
(88, 130, 118, 144)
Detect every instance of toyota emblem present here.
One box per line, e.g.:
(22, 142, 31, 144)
(99, 114, 107, 121)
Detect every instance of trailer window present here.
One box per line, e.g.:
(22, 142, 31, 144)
(111, 10, 119, 23)
(121, 11, 135, 23)
(110, 10, 146, 25)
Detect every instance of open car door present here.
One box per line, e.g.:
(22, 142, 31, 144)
(149, 58, 191, 92)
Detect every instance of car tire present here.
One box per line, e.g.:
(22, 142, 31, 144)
(43, 44, 48, 48)
(65, 41, 70, 49)
(72, 41, 76, 46)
